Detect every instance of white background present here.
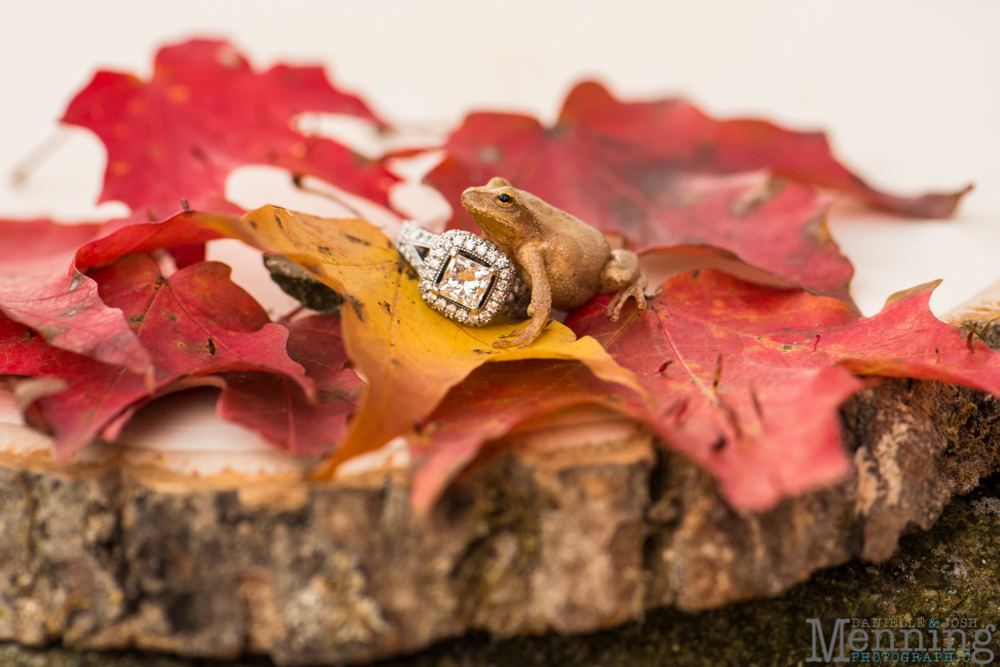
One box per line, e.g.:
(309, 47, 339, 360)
(2, 0, 999, 318)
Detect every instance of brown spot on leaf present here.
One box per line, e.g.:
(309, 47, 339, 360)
(38, 325, 68, 339)
(802, 211, 833, 245)
(417, 420, 441, 436)
(478, 146, 502, 163)
(693, 140, 716, 165)
(346, 296, 365, 322)
(730, 177, 786, 216)
(344, 234, 371, 246)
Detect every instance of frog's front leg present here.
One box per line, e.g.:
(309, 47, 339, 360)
(600, 249, 648, 321)
(494, 246, 552, 349)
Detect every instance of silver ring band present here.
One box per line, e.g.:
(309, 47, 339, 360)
(395, 221, 437, 269)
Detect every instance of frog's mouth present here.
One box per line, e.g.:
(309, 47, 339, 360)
(471, 210, 520, 247)
(469, 208, 507, 228)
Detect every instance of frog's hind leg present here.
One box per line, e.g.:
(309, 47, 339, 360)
(493, 246, 553, 348)
(600, 249, 648, 321)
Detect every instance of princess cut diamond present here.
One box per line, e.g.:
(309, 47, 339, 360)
(436, 254, 493, 311)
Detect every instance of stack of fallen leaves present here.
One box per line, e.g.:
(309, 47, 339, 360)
(2, 39, 998, 516)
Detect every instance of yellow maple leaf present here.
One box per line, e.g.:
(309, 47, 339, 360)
(212, 205, 647, 473)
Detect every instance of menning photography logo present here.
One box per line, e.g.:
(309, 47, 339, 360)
(806, 617, 996, 664)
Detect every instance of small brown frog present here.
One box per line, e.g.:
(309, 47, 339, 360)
(461, 177, 647, 348)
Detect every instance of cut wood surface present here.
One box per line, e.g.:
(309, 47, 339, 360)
(1, 375, 999, 665)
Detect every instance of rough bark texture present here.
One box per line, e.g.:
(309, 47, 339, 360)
(0, 379, 999, 665)
(10, 470, 1000, 667)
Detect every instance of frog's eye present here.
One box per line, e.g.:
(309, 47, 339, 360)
(497, 193, 513, 205)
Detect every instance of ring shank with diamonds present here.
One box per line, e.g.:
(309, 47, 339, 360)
(396, 222, 529, 326)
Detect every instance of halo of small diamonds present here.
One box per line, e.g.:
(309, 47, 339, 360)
(395, 223, 529, 326)
(417, 230, 518, 327)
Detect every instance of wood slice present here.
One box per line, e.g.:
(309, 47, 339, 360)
(0, 378, 998, 665)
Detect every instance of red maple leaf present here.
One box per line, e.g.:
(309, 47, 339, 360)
(426, 82, 969, 306)
(218, 315, 362, 455)
(1, 253, 313, 458)
(75, 210, 228, 270)
(2, 38, 400, 380)
(565, 270, 1000, 510)
(408, 359, 646, 512)
(0, 218, 152, 374)
(62, 38, 397, 222)
(3, 39, 991, 520)
(0, 208, 237, 383)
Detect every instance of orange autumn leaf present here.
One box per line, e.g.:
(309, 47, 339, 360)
(210, 205, 648, 470)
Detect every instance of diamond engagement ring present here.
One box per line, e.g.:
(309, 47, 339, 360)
(395, 222, 529, 326)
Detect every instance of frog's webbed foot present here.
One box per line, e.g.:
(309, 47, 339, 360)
(605, 283, 648, 321)
(493, 329, 524, 348)
(492, 317, 551, 349)
(600, 249, 648, 321)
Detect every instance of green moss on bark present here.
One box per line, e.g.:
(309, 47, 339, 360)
(382, 472, 1000, 666)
